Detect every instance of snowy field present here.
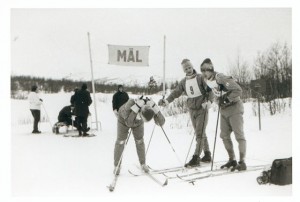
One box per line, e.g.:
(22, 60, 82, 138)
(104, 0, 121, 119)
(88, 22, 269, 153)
(11, 92, 292, 197)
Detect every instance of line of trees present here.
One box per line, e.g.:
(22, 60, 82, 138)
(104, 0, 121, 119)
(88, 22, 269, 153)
(228, 42, 292, 102)
(11, 41, 292, 113)
(227, 42, 292, 115)
(11, 76, 180, 99)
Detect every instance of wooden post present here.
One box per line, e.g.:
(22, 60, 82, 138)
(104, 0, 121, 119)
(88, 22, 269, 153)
(87, 32, 99, 131)
(258, 95, 261, 131)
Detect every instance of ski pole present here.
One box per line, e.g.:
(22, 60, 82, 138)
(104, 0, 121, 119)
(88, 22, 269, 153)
(184, 132, 196, 167)
(89, 113, 92, 131)
(145, 95, 165, 156)
(211, 93, 222, 171)
(146, 124, 156, 156)
(42, 103, 53, 129)
(115, 129, 132, 175)
(159, 125, 184, 167)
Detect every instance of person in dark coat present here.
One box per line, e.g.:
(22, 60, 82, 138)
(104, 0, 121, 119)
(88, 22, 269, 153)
(70, 88, 79, 106)
(73, 83, 92, 136)
(112, 85, 129, 118)
(52, 105, 78, 134)
(57, 105, 77, 127)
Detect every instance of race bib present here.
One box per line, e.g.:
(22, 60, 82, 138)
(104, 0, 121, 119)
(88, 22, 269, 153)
(206, 79, 227, 96)
(185, 77, 202, 98)
(206, 79, 219, 90)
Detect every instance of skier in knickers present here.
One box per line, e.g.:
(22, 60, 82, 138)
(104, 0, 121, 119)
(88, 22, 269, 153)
(113, 97, 165, 175)
(158, 59, 214, 167)
(200, 58, 247, 171)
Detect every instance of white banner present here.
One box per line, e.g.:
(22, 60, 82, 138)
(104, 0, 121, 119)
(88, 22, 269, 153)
(108, 45, 150, 66)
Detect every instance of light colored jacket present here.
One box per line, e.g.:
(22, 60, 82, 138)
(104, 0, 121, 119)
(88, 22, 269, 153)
(215, 73, 242, 103)
(118, 99, 165, 128)
(28, 92, 42, 110)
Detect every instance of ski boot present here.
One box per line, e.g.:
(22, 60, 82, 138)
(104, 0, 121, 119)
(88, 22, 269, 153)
(82, 132, 90, 137)
(201, 151, 212, 162)
(113, 166, 121, 175)
(141, 164, 150, 173)
(221, 160, 237, 169)
(231, 161, 247, 172)
(185, 155, 200, 168)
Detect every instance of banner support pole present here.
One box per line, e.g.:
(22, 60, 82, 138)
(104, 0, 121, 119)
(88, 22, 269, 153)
(87, 32, 99, 131)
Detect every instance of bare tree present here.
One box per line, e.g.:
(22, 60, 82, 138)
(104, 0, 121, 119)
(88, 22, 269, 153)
(253, 41, 292, 115)
(227, 51, 252, 101)
(228, 51, 252, 84)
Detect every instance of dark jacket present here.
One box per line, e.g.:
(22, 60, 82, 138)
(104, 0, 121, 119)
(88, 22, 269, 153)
(58, 106, 73, 122)
(70, 94, 76, 106)
(73, 89, 92, 117)
(112, 91, 129, 111)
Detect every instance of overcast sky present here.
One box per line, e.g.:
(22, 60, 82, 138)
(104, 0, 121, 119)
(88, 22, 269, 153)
(11, 8, 291, 81)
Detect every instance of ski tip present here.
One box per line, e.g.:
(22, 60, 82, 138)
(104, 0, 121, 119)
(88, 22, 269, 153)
(163, 179, 168, 186)
(176, 174, 183, 179)
(107, 185, 114, 192)
(162, 173, 168, 177)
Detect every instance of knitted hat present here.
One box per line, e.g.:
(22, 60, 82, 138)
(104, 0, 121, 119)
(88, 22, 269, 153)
(141, 105, 155, 122)
(81, 83, 87, 90)
(181, 59, 193, 69)
(200, 58, 214, 72)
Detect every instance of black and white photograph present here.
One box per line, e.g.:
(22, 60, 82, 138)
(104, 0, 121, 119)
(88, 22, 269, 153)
(1, 1, 299, 202)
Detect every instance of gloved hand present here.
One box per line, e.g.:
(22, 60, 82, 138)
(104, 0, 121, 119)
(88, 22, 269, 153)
(39, 98, 43, 102)
(113, 109, 118, 118)
(131, 96, 146, 113)
(201, 100, 212, 109)
(158, 99, 169, 107)
(219, 95, 233, 108)
(146, 98, 160, 114)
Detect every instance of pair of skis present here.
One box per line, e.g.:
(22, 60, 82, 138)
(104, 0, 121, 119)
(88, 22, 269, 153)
(128, 163, 269, 184)
(176, 164, 270, 184)
(128, 168, 168, 187)
(107, 163, 270, 192)
(107, 165, 168, 192)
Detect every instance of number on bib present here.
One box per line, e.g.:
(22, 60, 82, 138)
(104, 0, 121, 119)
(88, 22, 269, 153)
(190, 86, 194, 95)
(185, 77, 202, 98)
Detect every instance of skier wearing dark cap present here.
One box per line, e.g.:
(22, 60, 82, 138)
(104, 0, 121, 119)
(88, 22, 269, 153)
(112, 85, 129, 118)
(201, 58, 247, 171)
(158, 59, 214, 167)
(73, 83, 92, 136)
(113, 97, 165, 175)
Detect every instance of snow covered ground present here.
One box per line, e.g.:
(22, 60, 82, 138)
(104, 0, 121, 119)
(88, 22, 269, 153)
(11, 92, 292, 197)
